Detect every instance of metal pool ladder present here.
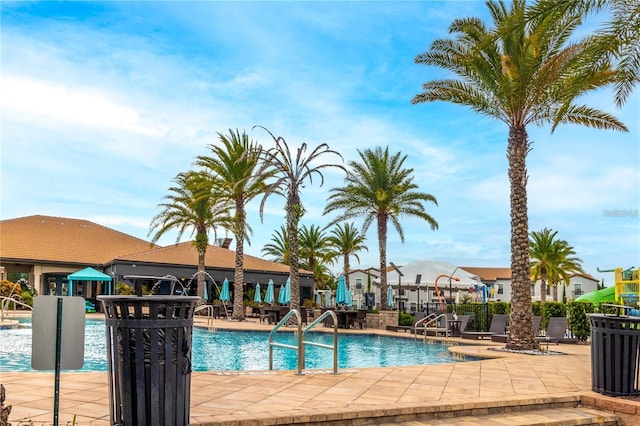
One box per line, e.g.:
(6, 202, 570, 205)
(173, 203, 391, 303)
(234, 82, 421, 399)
(269, 309, 339, 375)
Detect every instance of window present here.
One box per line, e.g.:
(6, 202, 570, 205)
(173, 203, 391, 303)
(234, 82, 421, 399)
(355, 278, 363, 289)
(573, 283, 583, 297)
(546, 286, 551, 296)
(497, 283, 504, 295)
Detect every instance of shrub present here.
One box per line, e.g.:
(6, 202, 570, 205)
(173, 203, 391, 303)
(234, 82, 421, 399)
(398, 311, 413, 326)
(567, 301, 595, 341)
(20, 291, 33, 307)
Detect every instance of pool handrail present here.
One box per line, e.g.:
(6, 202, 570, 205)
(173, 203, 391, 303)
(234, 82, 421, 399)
(269, 309, 303, 374)
(413, 312, 437, 339)
(0, 295, 33, 321)
(301, 310, 339, 374)
(194, 304, 214, 325)
(421, 313, 450, 338)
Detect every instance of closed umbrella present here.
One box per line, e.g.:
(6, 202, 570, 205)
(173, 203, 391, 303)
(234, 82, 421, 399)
(220, 278, 230, 302)
(265, 279, 275, 305)
(345, 289, 353, 307)
(278, 277, 291, 305)
(387, 285, 394, 308)
(315, 291, 322, 307)
(335, 275, 347, 305)
(254, 282, 262, 304)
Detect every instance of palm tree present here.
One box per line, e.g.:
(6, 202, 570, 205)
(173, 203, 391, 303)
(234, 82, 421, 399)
(412, 0, 627, 350)
(529, 0, 640, 107)
(547, 242, 584, 301)
(257, 126, 345, 311)
(327, 222, 368, 283)
(324, 146, 438, 310)
(529, 227, 558, 302)
(149, 170, 231, 301)
(262, 225, 290, 264)
(298, 224, 332, 294)
(195, 129, 268, 320)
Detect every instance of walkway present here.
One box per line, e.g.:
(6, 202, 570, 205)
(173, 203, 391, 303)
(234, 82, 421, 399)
(1, 315, 638, 425)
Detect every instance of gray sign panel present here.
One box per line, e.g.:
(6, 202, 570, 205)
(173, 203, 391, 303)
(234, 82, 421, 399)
(31, 296, 85, 370)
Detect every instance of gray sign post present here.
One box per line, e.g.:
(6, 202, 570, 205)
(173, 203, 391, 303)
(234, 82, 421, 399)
(32, 295, 85, 426)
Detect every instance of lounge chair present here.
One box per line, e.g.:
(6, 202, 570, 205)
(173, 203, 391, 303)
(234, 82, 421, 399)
(461, 314, 508, 340)
(491, 316, 541, 343)
(536, 316, 577, 344)
(423, 313, 453, 337)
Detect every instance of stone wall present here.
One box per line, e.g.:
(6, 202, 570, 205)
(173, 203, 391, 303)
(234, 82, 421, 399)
(366, 311, 398, 330)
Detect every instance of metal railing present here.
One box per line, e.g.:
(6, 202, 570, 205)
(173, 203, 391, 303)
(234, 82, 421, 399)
(269, 309, 303, 374)
(413, 312, 437, 339)
(0, 295, 33, 321)
(268, 309, 339, 375)
(194, 304, 214, 325)
(301, 310, 338, 374)
(421, 313, 450, 338)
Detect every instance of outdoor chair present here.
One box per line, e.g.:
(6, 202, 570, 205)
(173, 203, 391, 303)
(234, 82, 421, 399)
(258, 306, 269, 324)
(491, 316, 541, 343)
(536, 316, 577, 344)
(461, 314, 508, 340)
(352, 309, 367, 329)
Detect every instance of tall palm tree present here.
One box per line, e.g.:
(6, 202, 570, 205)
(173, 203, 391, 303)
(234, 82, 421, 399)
(298, 224, 332, 294)
(412, 0, 626, 350)
(149, 170, 231, 301)
(324, 146, 438, 310)
(327, 222, 368, 283)
(529, 0, 640, 107)
(195, 129, 269, 320)
(256, 126, 345, 311)
(262, 225, 290, 264)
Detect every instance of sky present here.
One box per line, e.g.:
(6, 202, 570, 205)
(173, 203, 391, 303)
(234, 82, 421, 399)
(1, 1, 638, 286)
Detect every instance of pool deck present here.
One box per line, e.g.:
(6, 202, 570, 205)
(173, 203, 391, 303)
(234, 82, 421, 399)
(1, 313, 639, 425)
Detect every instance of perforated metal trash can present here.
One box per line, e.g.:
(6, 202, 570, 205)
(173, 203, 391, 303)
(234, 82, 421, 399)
(99, 296, 199, 426)
(588, 313, 640, 396)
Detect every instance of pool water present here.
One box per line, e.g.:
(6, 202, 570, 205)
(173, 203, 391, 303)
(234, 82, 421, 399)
(0, 318, 463, 372)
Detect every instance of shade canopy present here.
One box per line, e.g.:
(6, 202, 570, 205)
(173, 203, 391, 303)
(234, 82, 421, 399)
(67, 267, 113, 295)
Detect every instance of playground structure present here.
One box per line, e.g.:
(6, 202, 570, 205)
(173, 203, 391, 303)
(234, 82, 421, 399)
(613, 267, 639, 306)
(577, 266, 640, 307)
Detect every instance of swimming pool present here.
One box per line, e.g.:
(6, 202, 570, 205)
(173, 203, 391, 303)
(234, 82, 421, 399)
(0, 318, 464, 372)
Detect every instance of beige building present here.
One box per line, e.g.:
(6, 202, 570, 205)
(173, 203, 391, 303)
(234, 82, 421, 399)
(0, 215, 313, 306)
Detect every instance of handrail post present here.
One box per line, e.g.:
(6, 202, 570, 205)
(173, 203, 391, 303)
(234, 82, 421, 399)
(301, 310, 339, 374)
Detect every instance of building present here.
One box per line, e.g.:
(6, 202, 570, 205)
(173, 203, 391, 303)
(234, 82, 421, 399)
(0, 215, 313, 305)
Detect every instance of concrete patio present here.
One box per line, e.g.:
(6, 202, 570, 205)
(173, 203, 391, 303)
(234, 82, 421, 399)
(1, 315, 639, 425)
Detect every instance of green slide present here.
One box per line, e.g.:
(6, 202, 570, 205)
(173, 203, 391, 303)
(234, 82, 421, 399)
(575, 286, 616, 304)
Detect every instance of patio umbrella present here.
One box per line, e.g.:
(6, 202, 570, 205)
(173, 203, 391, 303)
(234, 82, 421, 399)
(220, 278, 230, 302)
(254, 282, 262, 304)
(387, 285, 394, 308)
(278, 277, 291, 305)
(264, 279, 275, 305)
(345, 289, 353, 307)
(335, 275, 347, 305)
(315, 291, 322, 307)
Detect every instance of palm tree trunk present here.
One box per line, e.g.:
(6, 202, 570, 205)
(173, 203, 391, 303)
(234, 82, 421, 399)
(197, 247, 206, 304)
(287, 195, 301, 312)
(232, 204, 246, 320)
(552, 282, 558, 301)
(343, 253, 349, 288)
(378, 214, 388, 310)
(506, 125, 537, 350)
(540, 267, 547, 303)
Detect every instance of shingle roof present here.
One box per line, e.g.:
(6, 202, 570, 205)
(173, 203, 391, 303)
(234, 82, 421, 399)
(118, 241, 291, 273)
(0, 215, 155, 264)
(1, 215, 303, 274)
(460, 266, 512, 281)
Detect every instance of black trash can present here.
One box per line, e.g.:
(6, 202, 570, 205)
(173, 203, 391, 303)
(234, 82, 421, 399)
(588, 313, 640, 396)
(99, 295, 200, 426)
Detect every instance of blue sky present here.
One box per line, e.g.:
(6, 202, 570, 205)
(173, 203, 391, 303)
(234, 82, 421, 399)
(1, 1, 638, 285)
